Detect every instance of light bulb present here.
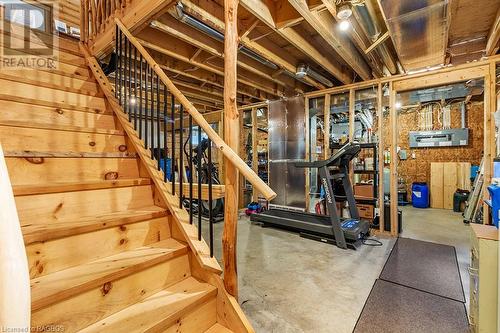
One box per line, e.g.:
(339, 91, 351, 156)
(339, 20, 350, 31)
(130, 97, 137, 105)
(395, 102, 402, 109)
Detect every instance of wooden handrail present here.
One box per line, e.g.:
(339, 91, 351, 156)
(115, 18, 277, 201)
(0, 144, 31, 330)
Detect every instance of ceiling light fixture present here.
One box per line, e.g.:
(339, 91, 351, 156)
(339, 20, 350, 31)
(336, 3, 353, 20)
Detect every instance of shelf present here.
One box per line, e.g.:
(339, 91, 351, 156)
(354, 170, 377, 174)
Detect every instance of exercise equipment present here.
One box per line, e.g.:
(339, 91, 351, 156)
(251, 142, 370, 249)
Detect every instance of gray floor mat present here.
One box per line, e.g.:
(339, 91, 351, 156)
(380, 238, 465, 302)
(353, 280, 469, 333)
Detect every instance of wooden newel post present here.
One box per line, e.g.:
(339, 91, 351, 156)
(222, 0, 240, 298)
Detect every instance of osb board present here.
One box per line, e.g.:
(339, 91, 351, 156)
(395, 102, 483, 198)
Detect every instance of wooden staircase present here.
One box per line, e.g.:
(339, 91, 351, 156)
(0, 32, 251, 333)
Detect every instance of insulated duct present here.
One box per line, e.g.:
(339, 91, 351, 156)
(352, 2, 398, 75)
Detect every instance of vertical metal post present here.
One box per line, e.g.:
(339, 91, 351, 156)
(171, 94, 176, 195)
(189, 115, 193, 224)
(115, 25, 118, 99)
(179, 106, 184, 207)
(150, 70, 154, 159)
(207, 138, 214, 257)
(133, 47, 138, 128)
(156, 77, 161, 169)
(144, 66, 149, 149)
(163, 83, 168, 182)
(197, 125, 202, 241)
(139, 55, 143, 139)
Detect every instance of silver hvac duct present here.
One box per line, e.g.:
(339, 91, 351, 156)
(171, 3, 334, 88)
(296, 64, 334, 88)
(352, 2, 398, 75)
(173, 3, 278, 70)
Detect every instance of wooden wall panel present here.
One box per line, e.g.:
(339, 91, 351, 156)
(430, 163, 444, 208)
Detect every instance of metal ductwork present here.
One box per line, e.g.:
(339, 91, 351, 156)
(352, 2, 398, 75)
(296, 64, 334, 88)
(378, 0, 450, 71)
(169, 3, 332, 88)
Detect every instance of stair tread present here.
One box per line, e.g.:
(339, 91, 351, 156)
(13, 178, 151, 196)
(22, 205, 168, 244)
(78, 277, 217, 333)
(31, 238, 188, 312)
(205, 324, 234, 333)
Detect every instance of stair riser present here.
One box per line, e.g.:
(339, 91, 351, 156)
(149, 297, 217, 333)
(0, 100, 115, 129)
(27, 217, 171, 279)
(6, 157, 139, 185)
(0, 78, 106, 110)
(15, 185, 154, 225)
(0, 126, 127, 153)
(31, 255, 191, 332)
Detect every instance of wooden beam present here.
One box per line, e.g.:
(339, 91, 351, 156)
(137, 30, 285, 96)
(287, 0, 372, 80)
(364, 31, 389, 54)
(240, 0, 353, 84)
(377, 83, 384, 233)
(180, 0, 323, 89)
(0, 144, 31, 332)
(485, 7, 500, 56)
(152, 14, 302, 89)
(223, 0, 240, 299)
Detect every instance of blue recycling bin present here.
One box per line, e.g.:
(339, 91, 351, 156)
(412, 182, 429, 208)
(487, 184, 500, 228)
(159, 158, 172, 181)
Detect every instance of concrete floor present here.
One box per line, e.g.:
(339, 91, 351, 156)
(205, 206, 471, 333)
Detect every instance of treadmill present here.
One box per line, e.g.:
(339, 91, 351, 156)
(251, 142, 370, 250)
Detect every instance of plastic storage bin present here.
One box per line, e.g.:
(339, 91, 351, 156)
(487, 184, 500, 228)
(412, 182, 429, 208)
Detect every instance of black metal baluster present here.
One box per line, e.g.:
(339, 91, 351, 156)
(127, 40, 132, 121)
(197, 125, 202, 241)
(123, 39, 128, 114)
(139, 55, 143, 139)
(150, 70, 155, 159)
(118, 29, 122, 105)
(171, 94, 176, 195)
(163, 83, 168, 182)
(207, 138, 213, 257)
(189, 115, 193, 224)
(179, 105, 184, 207)
(115, 25, 118, 99)
(133, 47, 138, 128)
(144, 65, 149, 149)
(156, 78, 161, 170)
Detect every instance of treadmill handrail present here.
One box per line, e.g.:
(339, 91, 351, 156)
(294, 142, 361, 169)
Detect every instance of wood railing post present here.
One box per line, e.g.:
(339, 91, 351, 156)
(223, 0, 240, 298)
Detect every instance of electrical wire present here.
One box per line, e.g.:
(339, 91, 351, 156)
(361, 234, 383, 246)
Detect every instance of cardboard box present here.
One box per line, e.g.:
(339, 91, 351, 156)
(357, 203, 374, 220)
(354, 184, 374, 198)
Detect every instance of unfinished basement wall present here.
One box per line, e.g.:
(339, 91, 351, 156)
(394, 101, 484, 196)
